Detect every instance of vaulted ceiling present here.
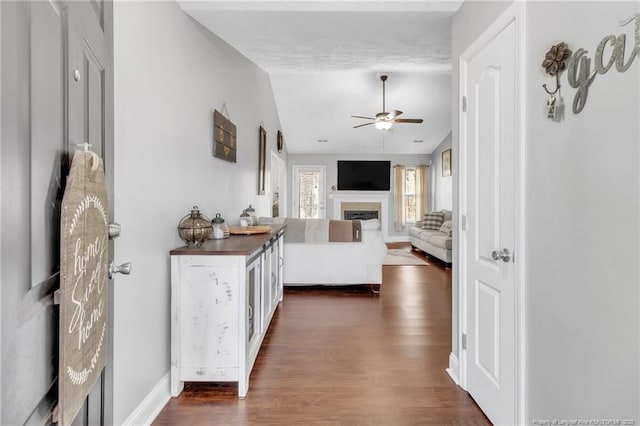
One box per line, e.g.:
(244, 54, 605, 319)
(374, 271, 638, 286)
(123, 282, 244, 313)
(177, 0, 461, 154)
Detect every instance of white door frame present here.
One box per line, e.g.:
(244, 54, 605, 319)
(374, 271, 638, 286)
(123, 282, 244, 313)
(457, 4, 526, 424)
(292, 165, 326, 219)
(271, 151, 287, 218)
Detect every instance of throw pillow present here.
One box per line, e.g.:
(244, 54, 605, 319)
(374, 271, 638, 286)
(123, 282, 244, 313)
(439, 221, 453, 236)
(361, 218, 381, 231)
(421, 211, 445, 230)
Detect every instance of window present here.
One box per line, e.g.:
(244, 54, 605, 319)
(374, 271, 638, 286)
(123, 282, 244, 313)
(292, 166, 325, 219)
(405, 167, 417, 223)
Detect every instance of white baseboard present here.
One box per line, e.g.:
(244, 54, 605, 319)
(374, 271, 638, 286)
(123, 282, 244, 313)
(385, 236, 410, 243)
(122, 373, 171, 426)
(445, 352, 460, 385)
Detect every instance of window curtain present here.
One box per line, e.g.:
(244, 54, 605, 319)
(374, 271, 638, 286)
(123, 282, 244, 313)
(415, 165, 429, 220)
(394, 165, 406, 231)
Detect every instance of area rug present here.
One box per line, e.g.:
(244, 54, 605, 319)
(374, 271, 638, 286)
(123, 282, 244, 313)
(382, 249, 429, 266)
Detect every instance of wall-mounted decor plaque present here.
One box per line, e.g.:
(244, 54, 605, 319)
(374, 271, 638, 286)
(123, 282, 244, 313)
(258, 126, 267, 195)
(57, 150, 109, 426)
(277, 130, 283, 153)
(442, 149, 452, 177)
(214, 110, 237, 162)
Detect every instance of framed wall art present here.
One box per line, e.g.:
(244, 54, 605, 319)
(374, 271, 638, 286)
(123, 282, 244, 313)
(213, 110, 237, 162)
(258, 126, 266, 195)
(277, 130, 283, 153)
(442, 149, 452, 177)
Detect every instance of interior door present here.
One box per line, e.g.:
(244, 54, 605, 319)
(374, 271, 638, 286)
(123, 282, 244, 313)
(1, 1, 113, 425)
(292, 166, 325, 219)
(66, 1, 115, 425)
(1, 2, 63, 424)
(461, 16, 516, 425)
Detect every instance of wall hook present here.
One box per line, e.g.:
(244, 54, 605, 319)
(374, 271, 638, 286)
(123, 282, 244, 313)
(542, 73, 561, 95)
(541, 42, 570, 121)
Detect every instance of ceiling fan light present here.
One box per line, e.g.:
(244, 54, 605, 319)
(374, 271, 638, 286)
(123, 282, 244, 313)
(375, 120, 393, 131)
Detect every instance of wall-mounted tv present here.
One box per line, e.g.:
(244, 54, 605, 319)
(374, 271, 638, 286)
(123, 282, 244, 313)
(337, 160, 391, 191)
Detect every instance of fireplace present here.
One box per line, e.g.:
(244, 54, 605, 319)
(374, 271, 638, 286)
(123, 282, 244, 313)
(332, 193, 389, 241)
(340, 202, 382, 222)
(344, 210, 379, 221)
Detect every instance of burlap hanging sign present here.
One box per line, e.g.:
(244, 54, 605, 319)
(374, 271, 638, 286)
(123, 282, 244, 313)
(57, 150, 109, 426)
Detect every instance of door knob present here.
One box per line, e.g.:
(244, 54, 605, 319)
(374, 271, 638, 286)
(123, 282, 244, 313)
(109, 261, 131, 279)
(108, 222, 121, 239)
(491, 248, 511, 262)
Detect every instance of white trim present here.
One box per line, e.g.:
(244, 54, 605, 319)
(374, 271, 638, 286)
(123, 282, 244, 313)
(446, 352, 460, 385)
(514, 3, 527, 425)
(270, 151, 287, 219)
(637, 6, 640, 420)
(122, 373, 171, 426)
(457, 3, 524, 425)
(458, 37, 469, 393)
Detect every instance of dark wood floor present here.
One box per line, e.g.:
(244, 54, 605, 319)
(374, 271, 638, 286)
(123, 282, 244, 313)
(153, 245, 490, 425)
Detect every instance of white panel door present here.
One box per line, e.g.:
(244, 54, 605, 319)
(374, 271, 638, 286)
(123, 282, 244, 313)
(462, 18, 516, 425)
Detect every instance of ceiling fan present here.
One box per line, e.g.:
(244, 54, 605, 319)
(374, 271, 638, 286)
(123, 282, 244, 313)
(351, 75, 424, 131)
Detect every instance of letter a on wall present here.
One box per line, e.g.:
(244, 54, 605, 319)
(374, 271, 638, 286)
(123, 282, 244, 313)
(56, 150, 109, 425)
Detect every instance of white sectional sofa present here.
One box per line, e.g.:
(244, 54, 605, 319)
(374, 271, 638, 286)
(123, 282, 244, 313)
(259, 217, 387, 285)
(409, 210, 453, 266)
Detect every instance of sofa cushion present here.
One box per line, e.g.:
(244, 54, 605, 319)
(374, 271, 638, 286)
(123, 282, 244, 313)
(422, 211, 445, 230)
(409, 226, 425, 238)
(442, 210, 452, 222)
(439, 221, 452, 236)
(427, 232, 453, 250)
(410, 227, 442, 240)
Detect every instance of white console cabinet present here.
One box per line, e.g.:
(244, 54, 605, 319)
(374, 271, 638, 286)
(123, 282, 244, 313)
(169, 225, 284, 398)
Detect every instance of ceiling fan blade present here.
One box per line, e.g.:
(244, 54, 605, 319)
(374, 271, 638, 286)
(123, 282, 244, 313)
(353, 122, 375, 129)
(387, 110, 403, 119)
(351, 115, 375, 120)
(394, 118, 424, 124)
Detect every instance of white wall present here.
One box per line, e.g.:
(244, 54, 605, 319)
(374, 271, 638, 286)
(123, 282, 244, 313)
(113, 2, 284, 423)
(451, 0, 513, 360)
(430, 132, 452, 211)
(524, 1, 639, 421)
(287, 153, 432, 239)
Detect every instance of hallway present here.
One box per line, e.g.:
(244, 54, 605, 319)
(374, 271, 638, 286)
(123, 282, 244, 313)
(154, 248, 490, 425)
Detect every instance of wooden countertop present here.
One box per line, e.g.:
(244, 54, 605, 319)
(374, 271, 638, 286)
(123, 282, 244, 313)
(170, 224, 285, 256)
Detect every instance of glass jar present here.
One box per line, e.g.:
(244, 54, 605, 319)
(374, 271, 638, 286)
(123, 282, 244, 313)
(177, 205, 212, 246)
(239, 209, 251, 227)
(211, 213, 230, 239)
(245, 204, 258, 226)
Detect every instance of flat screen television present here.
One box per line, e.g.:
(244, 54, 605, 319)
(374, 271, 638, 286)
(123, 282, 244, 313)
(337, 160, 391, 191)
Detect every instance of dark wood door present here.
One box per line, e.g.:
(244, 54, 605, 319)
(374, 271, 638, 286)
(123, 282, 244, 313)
(0, 1, 114, 424)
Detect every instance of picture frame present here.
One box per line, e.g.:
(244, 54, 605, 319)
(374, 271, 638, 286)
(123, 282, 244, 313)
(442, 149, 452, 177)
(213, 110, 237, 163)
(258, 126, 267, 195)
(277, 130, 283, 153)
